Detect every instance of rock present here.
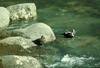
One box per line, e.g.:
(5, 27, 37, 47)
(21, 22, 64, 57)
(0, 7, 10, 28)
(15, 23, 56, 43)
(0, 36, 36, 49)
(0, 55, 43, 68)
(0, 29, 30, 40)
(7, 3, 37, 21)
(0, 37, 36, 55)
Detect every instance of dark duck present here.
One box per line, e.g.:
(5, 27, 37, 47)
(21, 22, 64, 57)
(63, 29, 75, 38)
(32, 35, 45, 47)
(32, 36, 46, 57)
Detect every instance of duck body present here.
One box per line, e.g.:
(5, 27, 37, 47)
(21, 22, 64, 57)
(32, 38, 43, 46)
(32, 36, 45, 47)
(63, 32, 74, 38)
(63, 29, 75, 38)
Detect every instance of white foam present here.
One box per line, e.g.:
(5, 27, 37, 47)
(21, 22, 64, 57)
(45, 62, 60, 68)
(43, 54, 95, 68)
(61, 54, 94, 67)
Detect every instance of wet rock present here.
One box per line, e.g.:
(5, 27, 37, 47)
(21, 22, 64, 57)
(7, 3, 37, 21)
(0, 55, 43, 68)
(0, 37, 36, 55)
(14, 23, 56, 43)
(0, 7, 10, 28)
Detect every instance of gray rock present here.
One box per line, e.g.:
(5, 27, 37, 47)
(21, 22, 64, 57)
(7, 3, 37, 21)
(0, 7, 10, 28)
(0, 55, 43, 68)
(0, 37, 36, 54)
(15, 23, 56, 43)
(0, 29, 30, 40)
(0, 36, 36, 49)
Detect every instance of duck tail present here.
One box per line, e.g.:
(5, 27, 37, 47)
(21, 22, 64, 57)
(72, 29, 76, 35)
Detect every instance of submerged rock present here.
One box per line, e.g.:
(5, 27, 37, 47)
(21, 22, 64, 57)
(0, 7, 10, 28)
(7, 3, 37, 21)
(0, 55, 43, 68)
(0, 37, 36, 55)
(14, 23, 56, 43)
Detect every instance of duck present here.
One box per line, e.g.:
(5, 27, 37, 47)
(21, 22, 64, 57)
(32, 35, 45, 47)
(63, 29, 75, 38)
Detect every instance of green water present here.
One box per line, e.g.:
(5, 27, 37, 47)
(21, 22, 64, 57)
(37, 7, 100, 68)
(1, 0, 100, 68)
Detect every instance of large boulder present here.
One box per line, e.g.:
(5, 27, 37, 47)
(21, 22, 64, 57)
(0, 37, 36, 55)
(0, 29, 30, 40)
(7, 3, 37, 21)
(15, 23, 56, 43)
(0, 7, 10, 28)
(0, 55, 43, 68)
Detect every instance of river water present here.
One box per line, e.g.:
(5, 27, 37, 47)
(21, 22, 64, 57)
(1, 0, 100, 68)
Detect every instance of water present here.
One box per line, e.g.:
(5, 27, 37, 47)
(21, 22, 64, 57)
(1, 0, 100, 68)
(44, 54, 95, 68)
